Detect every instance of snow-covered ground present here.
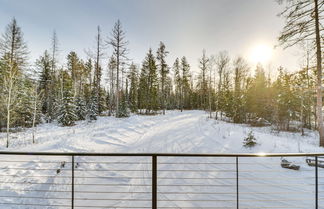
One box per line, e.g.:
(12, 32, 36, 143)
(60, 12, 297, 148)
(0, 110, 323, 208)
(1, 110, 322, 153)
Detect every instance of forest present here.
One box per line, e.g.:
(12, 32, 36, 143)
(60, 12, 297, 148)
(0, 0, 323, 148)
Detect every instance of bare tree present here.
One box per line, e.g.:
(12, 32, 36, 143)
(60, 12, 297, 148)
(208, 55, 215, 118)
(94, 26, 105, 114)
(49, 31, 58, 121)
(233, 57, 249, 123)
(215, 51, 230, 120)
(277, 0, 324, 146)
(108, 20, 129, 118)
(198, 49, 209, 110)
(31, 83, 42, 144)
(108, 56, 116, 116)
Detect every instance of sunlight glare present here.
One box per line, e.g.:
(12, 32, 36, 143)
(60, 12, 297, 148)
(250, 44, 273, 64)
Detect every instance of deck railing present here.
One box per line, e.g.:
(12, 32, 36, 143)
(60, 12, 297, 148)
(0, 152, 323, 209)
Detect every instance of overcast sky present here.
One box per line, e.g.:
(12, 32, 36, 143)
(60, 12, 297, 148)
(0, 0, 303, 74)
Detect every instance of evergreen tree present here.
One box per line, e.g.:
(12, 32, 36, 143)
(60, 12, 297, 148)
(173, 58, 182, 110)
(86, 93, 98, 121)
(273, 67, 299, 131)
(180, 56, 191, 111)
(128, 63, 139, 113)
(15, 77, 39, 128)
(278, 0, 324, 146)
(246, 64, 273, 123)
(118, 94, 130, 117)
(243, 131, 257, 147)
(36, 50, 52, 121)
(75, 96, 87, 120)
(140, 48, 159, 114)
(156, 42, 169, 115)
(0, 18, 28, 147)
(67, 51, 83, 97)
(57, 71, 77, 126)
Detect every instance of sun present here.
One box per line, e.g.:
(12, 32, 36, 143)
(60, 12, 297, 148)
(249, 44, 273, 64)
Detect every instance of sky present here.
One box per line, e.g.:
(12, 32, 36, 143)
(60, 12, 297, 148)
(0, 0, 303, 75)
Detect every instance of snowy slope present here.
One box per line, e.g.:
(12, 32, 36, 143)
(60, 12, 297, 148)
(0, 110, 323, 209)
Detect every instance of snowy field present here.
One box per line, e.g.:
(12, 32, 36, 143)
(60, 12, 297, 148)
(0, 110, 323, 208)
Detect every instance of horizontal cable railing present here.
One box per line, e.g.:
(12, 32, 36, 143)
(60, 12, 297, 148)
(0, 152, 323, 209)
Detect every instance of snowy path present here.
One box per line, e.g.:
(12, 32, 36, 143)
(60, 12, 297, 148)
(0, 110, 323, 208)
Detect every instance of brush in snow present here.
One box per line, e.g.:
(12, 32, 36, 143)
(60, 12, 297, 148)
(281, 159, 300, 170)
(306, 157, 324, 168)
(56, 169, 61, 174)
(60, 161, 65, 168)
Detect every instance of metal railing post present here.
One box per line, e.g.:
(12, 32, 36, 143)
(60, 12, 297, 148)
(315, 156, 318, 209)
(72, 155, 75, 209)
(152, 155, 157, 209)
(236, 156, 239, 209)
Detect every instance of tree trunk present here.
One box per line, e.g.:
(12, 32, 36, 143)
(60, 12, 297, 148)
(314, 0, 324, 146)
(32, 84, 38, 144)
(162, 77, 165, 115)
(6, 83, 12, 148)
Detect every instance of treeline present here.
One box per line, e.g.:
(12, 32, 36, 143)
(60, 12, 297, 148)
(0, 17, 320, 147)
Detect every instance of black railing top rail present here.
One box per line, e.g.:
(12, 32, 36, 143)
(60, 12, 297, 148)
(0, 151, 323, 157)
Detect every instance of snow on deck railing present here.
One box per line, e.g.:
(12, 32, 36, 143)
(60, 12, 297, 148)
(0, 152, 322, 209)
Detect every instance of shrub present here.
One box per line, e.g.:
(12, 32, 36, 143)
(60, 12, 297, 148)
(243, 131, 257, 147)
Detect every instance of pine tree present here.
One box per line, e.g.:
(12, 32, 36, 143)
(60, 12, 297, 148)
(86, 93, 98, 121)
(138, 49, 159, 114)
(58, 95, 77, 126)
(243, 131, 257, 147)
(83, 59, 93, 106)
(156, 42, 169, 115)
(36, 50, 52, 121)
(173, 58, 181, 110)
(138, 63, 147, 114)
(15, 77, 35, 128)
(67, 51, 83, 98)
(145, 49, 159, 113)
(57, 71, 77, 126)
(75, 96, 87, 120)
(273, 67, 299, 131)
(180, 56, 191, 111)
(0, 18, 28, 147)
(128, 63, 139, 113)
(118, 94, 130, 117)
(246, 64, 273, 123)
(278, 0, 324, 146)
